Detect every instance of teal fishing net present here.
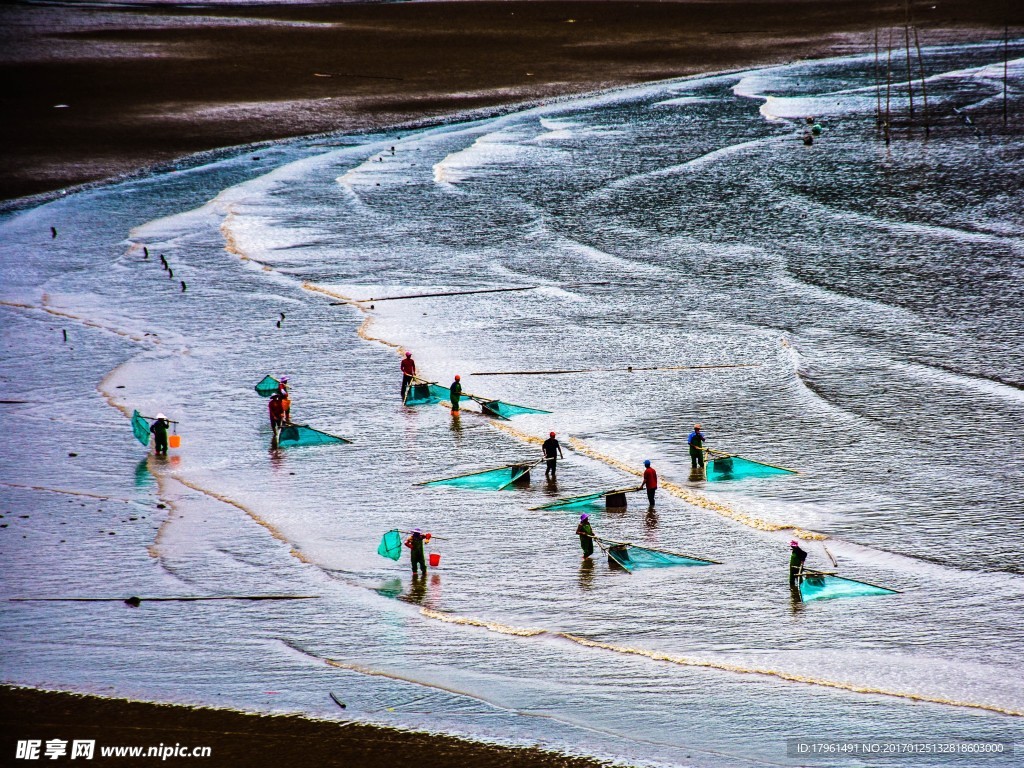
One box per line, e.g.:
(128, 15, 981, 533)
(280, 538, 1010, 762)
(533, 487, 638, 511)
(131, 410, 151, 446)
(533, 491, 609, 511)
(377, 530, 403, 561)
(255, 375, 280, 397)
(277, 424, 351, 447)
(479, 400, 552, 419)
(798, 573, 897, 602)
(419, 464, 532, 491)
(705, 455, 795, 481)
(604, 541, 715, 571)
(404, 382, 453, 406)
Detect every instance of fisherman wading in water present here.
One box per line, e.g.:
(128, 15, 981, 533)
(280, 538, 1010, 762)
(405, 528, 429, 575)
(150, 413, 170, 456)
(542, 431, 564, 478)
(789, 540, 808, 585)
(576, 514, 594, 559)
(640, 459, 657, 508)
(688, 423, 706, 468)
(449, 375, 462, 412)
(400, 351, 416, 399)
(268, 393, 286, 442)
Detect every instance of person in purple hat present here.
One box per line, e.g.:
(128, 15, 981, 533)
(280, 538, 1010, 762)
(575, 514, 595, 559)
(405, 528, 429, 575)
(789, 539, 807, 585)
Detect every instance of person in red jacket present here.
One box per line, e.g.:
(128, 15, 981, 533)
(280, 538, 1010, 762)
(268, 394, 286, 440)
(400, 352, 416, 398)
(640, 459, 657, 508)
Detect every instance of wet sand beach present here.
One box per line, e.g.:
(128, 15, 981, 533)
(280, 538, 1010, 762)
(2, 0, 1019, 201)
(0, 686, 610, 767)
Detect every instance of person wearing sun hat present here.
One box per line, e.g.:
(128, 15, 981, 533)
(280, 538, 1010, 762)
(542, 431, 564, 477)
(687, 423, 706, 468)
(789, 539, 807, 585)
(404, 528, 430, 575)
(575, 514, 595, 559)
(149, 413, 170, 456)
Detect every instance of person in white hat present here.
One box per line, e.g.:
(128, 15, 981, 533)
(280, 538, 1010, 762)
(150, 413, 170, 456)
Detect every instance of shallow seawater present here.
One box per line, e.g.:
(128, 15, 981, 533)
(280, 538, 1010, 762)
(2, 42, 1023, 767)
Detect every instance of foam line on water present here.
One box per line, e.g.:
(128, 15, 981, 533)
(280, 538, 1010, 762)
(414, 607, 1024, 717)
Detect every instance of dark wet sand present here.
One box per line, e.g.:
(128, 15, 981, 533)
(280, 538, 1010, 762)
(1, 686, 611, 767)
(2, 0, 1019, 200)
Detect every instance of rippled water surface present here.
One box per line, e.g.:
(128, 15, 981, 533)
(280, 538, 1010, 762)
(2, 42, 1023, 767)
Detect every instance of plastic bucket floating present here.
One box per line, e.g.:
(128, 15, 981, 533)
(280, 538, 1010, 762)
(168, 434, 181, 449)
(428, 552, 441, 567)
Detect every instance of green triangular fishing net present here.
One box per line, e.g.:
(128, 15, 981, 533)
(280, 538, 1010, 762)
(798, 573, 898, 602)
(602, 540, 716, 572)
(418, 463, 533, 491)
(532, 487, 638, 511)
(377, 530, 403, 561)
(277, 424, 351, 447)
(131, 410, 151, 446)
(705, 454, 795, 481)
(479, 400, 552, 419)
(255, 375, 280, 397)
(404, 382, 452, 406)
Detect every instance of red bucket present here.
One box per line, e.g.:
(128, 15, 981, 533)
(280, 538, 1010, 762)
(428, 552, 441, 567)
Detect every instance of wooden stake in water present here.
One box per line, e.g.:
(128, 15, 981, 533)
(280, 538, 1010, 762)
(1005, 24, 1010, 125)
(903, 1, 915, 119)
(874, 27, 883, 128)
(885, 26, 894, 144)
(913, 26, 930, 137)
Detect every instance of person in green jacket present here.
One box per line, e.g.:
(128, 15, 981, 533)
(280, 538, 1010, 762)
(576, 513, 594, 559)
(450, 375, 462, 412)
(150, 413, 170, 456)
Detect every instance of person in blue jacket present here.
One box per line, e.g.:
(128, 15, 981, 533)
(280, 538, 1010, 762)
(687, 423, 706, 468)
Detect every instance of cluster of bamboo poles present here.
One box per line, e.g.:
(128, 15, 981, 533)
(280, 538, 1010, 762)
(873, 2, 1015, 143)
(873, 2, 932, 142)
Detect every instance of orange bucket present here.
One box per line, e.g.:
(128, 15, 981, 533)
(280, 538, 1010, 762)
(168, 434, 181, 449)
(428, 552, 441, 567)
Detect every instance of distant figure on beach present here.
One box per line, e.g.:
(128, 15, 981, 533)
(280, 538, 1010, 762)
(277, 375, 289, 397)
(688, 424, 706, 468)
(405, 528, 429, 575)
(400, 352, 416, 398)
(268, 393, 286, 440)
(150, 413, 170, 456)
(50, 226, 57, 239)
(576, 514, 594, 559)
(640, 459, 657, 508)
(449, 375, 462, 411)
(542, 431, 564, 477)
(789, 540, 807, 585)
